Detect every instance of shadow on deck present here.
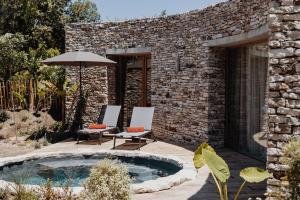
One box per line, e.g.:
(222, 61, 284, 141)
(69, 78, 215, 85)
(188, 149, 266, 200)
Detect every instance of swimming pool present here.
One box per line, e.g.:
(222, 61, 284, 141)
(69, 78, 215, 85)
(0, 151, 197, 194)
(0, 155, 181, 187)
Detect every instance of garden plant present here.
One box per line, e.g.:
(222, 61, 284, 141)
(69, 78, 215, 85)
(193, 143, 272, 200)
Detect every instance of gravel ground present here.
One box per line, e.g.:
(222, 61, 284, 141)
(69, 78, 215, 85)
(0, 141, 34, 158)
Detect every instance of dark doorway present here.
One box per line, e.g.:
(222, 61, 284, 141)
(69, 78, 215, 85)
(225, 42, 268, 161)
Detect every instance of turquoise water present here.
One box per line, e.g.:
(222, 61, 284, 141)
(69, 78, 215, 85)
(0, 156, 181, 187)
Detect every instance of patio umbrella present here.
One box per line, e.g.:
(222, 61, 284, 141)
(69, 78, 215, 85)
(42, 51, 117, 129)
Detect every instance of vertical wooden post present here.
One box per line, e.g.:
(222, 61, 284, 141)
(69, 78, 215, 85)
(3, 82, 6, 109)
(0, 82, 3, 110)
(29, 79, 33, 111)
(141, 56, 147, 107)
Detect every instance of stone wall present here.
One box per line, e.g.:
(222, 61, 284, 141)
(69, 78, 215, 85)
(267, 0, 300, 199)
(65, 65, 108, 124)
(65, 0, 269, 147)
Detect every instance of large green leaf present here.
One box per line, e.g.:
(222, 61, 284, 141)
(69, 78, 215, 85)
(240, 167, 272, 183)
(193, 143, 215, 169)
(202, 149, 230, 183)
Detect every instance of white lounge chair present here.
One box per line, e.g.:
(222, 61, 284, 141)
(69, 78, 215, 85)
(113, 107, 155, 150)
(77, 105, 121, 144)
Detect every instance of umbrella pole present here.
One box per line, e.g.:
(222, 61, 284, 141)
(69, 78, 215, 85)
(79, 62, 83, 129)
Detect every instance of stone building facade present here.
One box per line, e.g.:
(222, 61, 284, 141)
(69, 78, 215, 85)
(267, 0, 300, 199)
(65, 0, 269, 147)
(65, 0, 299, 198)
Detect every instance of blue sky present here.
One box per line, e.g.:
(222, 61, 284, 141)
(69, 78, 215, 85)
(93, 0, 225, 22)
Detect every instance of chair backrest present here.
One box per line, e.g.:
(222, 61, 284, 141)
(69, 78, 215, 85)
(102, 105, 121, 127)
(130, 107, 155, 131)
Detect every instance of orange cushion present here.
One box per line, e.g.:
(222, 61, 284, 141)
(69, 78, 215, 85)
(88, 124, 107, 129)
(127, 127, 145, 133)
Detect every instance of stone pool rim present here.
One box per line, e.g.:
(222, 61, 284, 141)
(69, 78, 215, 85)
(0, 150, 197, 194)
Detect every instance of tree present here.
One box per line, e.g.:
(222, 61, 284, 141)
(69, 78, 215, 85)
(26, 44, 60, 80)
(0, 33, 27, 82)
(0, 0, 70, 51)
(0, 0, 100, 52)
(66, 0, 100, 23)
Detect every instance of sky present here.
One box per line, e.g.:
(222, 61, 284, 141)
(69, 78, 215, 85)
(93, 0, 225, 22)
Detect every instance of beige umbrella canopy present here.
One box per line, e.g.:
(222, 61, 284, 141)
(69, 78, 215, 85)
(42, 51, 117, 129)
(42, 51, 116, 66)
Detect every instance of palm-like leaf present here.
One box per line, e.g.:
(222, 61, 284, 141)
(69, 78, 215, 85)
(240, 167, 271, 183)
(202, 149, 230, 183)
(193, 143, 215, 169)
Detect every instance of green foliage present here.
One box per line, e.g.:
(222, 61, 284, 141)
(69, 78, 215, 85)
(50, 121, 63, 132)
(31, 126, 48, 140)
(0, 33, 27, 81)
(80, 159, 131, 200)
(66, 0, 100, 23)
(38, 178, 74, 200)
(26, 44, 61, 80)
(0, 178, 75, 200)
(281, 138, 300, 166)
(193, 142, 215, 169)
(202, 149, 230, 183)
(240, 167, 272, 183)
(281, 138, 300, 200)
(0, 0, 70, 50)
(0, 0, 100, 82)
(13, 91, 28, 109)
(70, 91, 88, 133)
(10, 184, 39, 200)
(33, 140, 42, 149)
(0, 188, 9, 199)
(193, 143, 271, 200)
(0, 0, 100, 52)
(0, 110, 10, 123)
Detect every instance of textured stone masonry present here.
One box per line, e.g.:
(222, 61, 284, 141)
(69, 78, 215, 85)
(65, 0, 299, 198)
(267, 0, 300, 199)
(65, 0, 269, 148)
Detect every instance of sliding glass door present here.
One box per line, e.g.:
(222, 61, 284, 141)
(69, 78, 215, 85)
(226, 43, 268, 161)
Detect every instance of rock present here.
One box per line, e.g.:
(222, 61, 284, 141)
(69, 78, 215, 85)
(269, 48, 294, 58)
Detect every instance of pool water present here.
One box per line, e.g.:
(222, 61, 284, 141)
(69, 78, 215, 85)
(0, 156, 182, 187)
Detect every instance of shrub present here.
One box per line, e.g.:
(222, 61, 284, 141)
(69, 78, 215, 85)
(39, 137, 49, 146)
(80, 159, 131, 200)
(0, 110, 9, 123)
(32, 141, 41, 149)
(18, 131, 30, 136)
(10, 184, 39, 200)
(29, 126, 48, 140)
(39, 179, 75, 200)
(193, 143, 271, 200)
(0, 188, 9, 200)
(1, 178, 75, 200)
(50, 121, 63, 132)
(21, 116, 29, 122)
(281, 138, 300, 200)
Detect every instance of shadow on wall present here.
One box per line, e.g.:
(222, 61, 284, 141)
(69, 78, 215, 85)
(206, 47, 227, 148)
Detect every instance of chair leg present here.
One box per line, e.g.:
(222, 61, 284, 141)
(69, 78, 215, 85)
(113, 136, 116, 149)
(151, 132, 157, 142)
(77, 132, 80, 144)
(138, 137, 141, 150)
(98, 132, 103, 145)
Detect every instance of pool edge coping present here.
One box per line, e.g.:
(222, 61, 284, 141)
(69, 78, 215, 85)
(0, 149, 197, 194)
